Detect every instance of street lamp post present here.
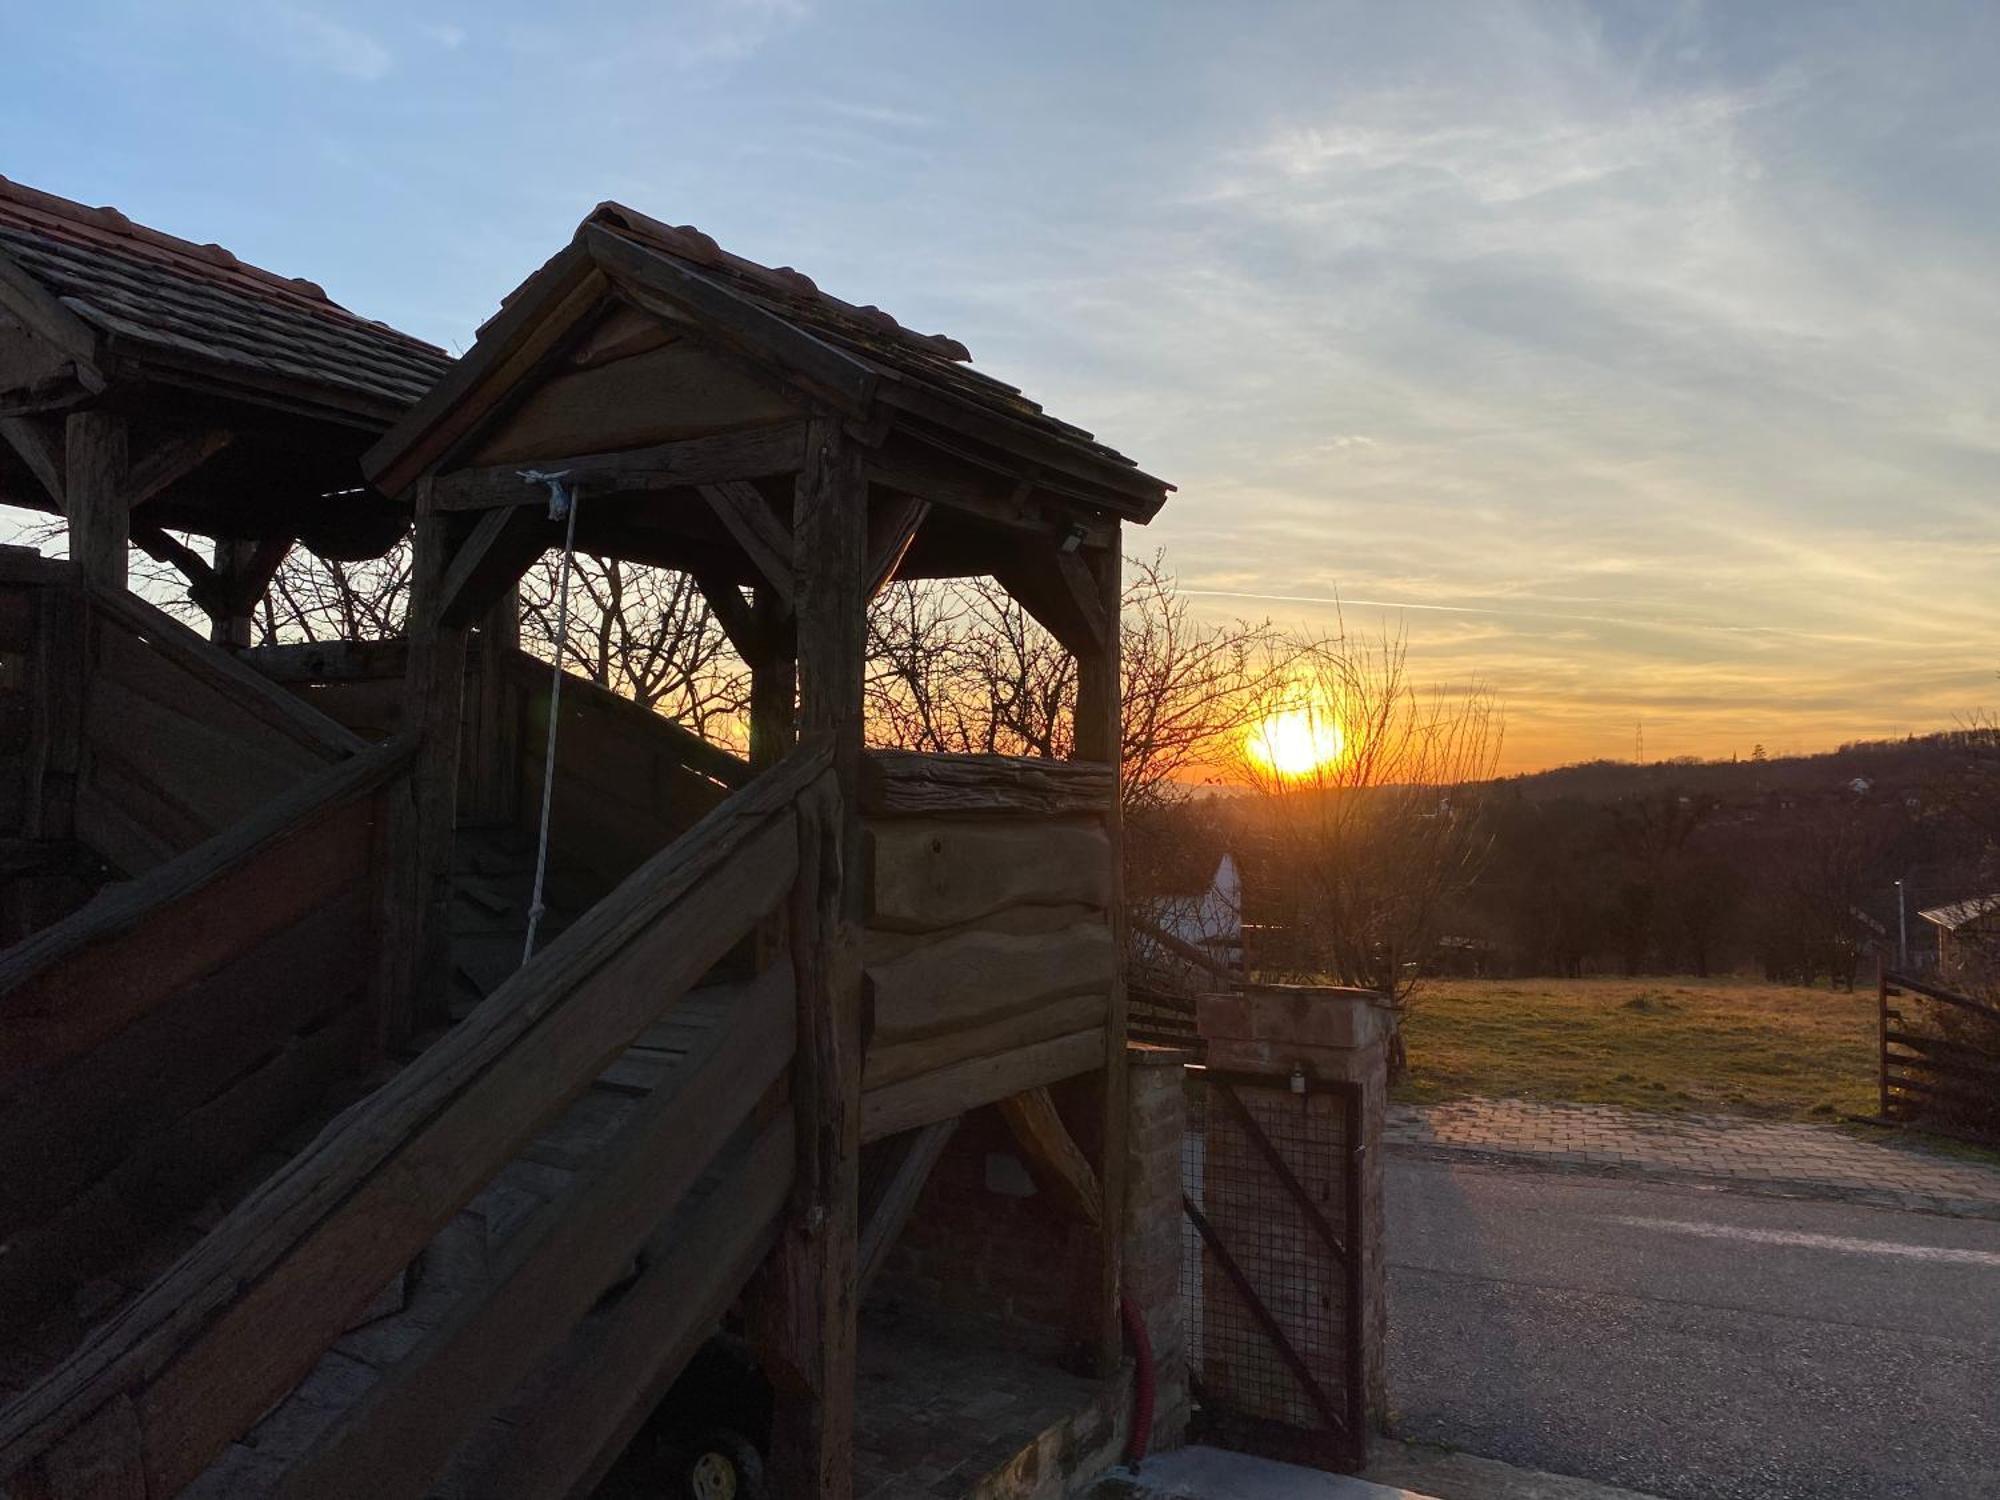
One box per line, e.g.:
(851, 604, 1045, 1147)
(1894, 879, 1908, 971)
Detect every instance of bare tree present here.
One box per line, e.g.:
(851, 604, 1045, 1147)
(865, 553, 1298, 815)
(1241, 628, 1501, 1021)
(519, 552, 749, 750)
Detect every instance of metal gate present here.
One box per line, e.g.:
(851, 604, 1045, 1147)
(1180, 1064, 1367, 1472)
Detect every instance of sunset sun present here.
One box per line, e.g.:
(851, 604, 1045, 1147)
(1245, 700, 1346, 779)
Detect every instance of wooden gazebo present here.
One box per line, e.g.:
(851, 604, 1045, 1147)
(0, 197, 1170, 1499)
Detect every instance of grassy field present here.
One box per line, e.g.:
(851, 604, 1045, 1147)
(1393, 976, 1879, 1120)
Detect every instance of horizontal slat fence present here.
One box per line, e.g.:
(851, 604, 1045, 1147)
(1879, 967, 2000, 1147)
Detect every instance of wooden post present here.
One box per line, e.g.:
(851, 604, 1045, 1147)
(466, 585, 521, 826)
(378, 483, 471, 1045)
(63, 410, 128, 592)
(748, 584, 797, 772)
(1072, 529, 1125, 1378)
(755, 416, 864, 1499)
(209, 538, 259, 649)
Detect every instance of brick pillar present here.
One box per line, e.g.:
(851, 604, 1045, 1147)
(1194, 985, 1390, 1449)
(1123, 1042, 1193, 1452)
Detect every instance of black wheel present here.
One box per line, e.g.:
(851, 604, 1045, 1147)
(665, 1429, 765, 1500)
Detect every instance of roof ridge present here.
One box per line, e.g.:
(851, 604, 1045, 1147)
(583, 201, 974, 365)
(0, 174, 339, 304)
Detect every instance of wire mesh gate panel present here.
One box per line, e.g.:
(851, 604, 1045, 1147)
(1180, 1065, 1366, 1472)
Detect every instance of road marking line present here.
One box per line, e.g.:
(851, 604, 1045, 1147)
(1610, 1216, 2000, 1266)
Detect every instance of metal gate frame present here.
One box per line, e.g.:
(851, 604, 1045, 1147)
(1181, 1063, 1368, 1473)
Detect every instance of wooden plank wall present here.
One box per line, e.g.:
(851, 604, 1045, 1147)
(859, 752, 1116, 1142)
(246, 640, 747, 895)
(0, 746, 410, 1341)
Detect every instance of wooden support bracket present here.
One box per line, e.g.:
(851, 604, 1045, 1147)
(700, 480, 795, 605)
(856, 1117, 958, 1298)
(997, 1087, 1103, 1230)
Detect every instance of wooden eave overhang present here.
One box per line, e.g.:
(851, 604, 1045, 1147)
(364, 207, 1172, 531)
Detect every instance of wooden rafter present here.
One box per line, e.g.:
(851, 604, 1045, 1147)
(126, 428, 233, 509)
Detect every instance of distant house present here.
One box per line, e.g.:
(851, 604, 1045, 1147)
(1917, 894, 2000, 977)
(1139, 852, 1245, 983)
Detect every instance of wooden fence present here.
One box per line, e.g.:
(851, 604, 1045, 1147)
(1879, 967, 2000, 1147)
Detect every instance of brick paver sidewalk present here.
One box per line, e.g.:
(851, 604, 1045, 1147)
(1387, 1098, 2000, 1218)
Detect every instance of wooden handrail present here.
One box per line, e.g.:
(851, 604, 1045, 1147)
(0, 739, 833, 1494)
(0, 735, 416, 1012)
(503, 647, 751, 790)
(82, 580, 365, 760)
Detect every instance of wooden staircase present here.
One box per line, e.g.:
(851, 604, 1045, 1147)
(0, 739, 835, 1499)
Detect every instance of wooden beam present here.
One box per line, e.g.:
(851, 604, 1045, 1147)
(856, 1117, 957, 1299)
(209, 536, 292, 648)
(992, 539, 1109, 658)
(582, 226, 878, 419)
(866, 437, 1119, 547)
(276, 965, 797, 1500)
(431, 421, 808, 511)
(0, 748, 829, 1496)
(754, 415, 867, 1499)
(455, 1111, 794, 1500)
(997, 1087, 1103, 1230)
(864, 494, 928, 599)
(436, 504, 550, 629)
(1070, 533, 1126, 1379)
(0, 416, 64, 507)
(700, 479, 794, 603)
(126, 428, 232, 509)
(859, 749, 1114, 818)
(379, 482, 471, 1040)
(747, 586, 797, 773)
(63, 410, 128, 591)
(861, 1029, 1106, 1143)
(692, 570, 761, 661)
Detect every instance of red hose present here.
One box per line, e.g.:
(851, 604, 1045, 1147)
(1120, 1295, 1155, 1466)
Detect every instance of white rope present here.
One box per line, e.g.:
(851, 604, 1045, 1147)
(521, 470, 578, 963)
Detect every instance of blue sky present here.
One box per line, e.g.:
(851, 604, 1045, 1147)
(7, 1, 1999, 770)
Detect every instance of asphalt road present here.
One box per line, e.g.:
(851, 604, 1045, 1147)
(1386, 1157, 2000, 1499)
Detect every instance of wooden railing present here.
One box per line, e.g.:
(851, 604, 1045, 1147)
(0, 740, 833, 1499)
(246, 636, 748, 892)
(0, 736, 415, 1341)
(858, 749, 1117, 1140)
(0, 553, 360, 916)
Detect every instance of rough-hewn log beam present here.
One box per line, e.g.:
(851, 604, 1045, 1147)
(431, 422, 808, 511)
(864, 494, 928, 599)
(998, 1087, 1103, 1230)
(126, 428, 232, 509)
(63, 410, 128, 591)
(0, 416, 64, 507)
(856, 1117, 958, 1298)
(436, 504, 550, 629)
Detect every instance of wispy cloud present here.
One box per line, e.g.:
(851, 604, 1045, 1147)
(266, 5, 394, 82)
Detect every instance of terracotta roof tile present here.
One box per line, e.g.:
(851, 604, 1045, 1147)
(0, 176, 452, 416)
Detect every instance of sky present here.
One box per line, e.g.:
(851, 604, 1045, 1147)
(5, 1, 1999, 773)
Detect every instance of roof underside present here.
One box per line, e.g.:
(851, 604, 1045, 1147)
(0, 176, 452, 422)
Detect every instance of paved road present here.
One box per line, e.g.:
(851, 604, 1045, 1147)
(1386, 1156, 2000, 1499)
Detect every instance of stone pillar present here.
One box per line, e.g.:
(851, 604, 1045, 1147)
(1194, 985, 1390, 1452)
(1123, 1042, 1193, 1453)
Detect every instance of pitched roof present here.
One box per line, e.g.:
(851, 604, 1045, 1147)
(582, 204, 1168, 511)
(1918, 895, 2000, 931)
(0, 176, 451, 421)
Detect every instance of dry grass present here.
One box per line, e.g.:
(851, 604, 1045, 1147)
(1393, 976, 1879, 1120)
